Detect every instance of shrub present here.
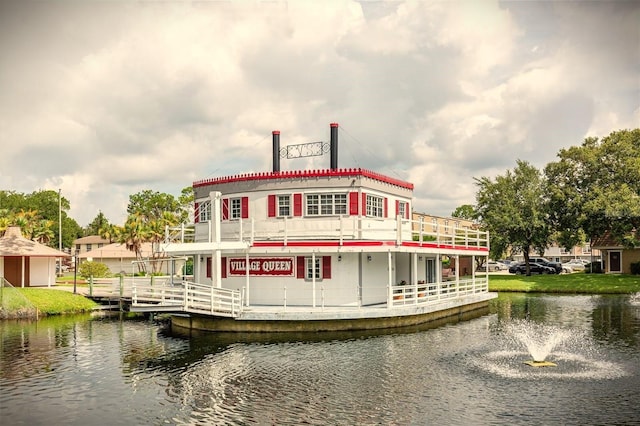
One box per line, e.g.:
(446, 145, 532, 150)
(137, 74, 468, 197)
(78, 261, 111, 279)
(631, 261, 640, 275)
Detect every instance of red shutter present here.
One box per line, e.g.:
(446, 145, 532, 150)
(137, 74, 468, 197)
(206, 257, 211, 278)
(293, 193, 303, 216)
(406, 202, 410, 219)
(221, 257, 227, 278)
(361, 192, 367, 216)
(194, 202, 200, 223)
(322, 256, 331, 279)
(349, 192, 359, 215)
(395, 200, 399, 218)
(241, 196, 249, 219)
(268, 195, 276, 217)
(222, 198, 229, 220)
(384, 197, 388, 218)
(297, 256, 305, 279)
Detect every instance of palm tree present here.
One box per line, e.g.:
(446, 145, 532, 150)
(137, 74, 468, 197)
(33, 219, 55, 244)
(99, 223, 118, 243)
(146, 212, 179, 274)
(0, 216, 10, 236)
(118, 213, 149, 274)
(14, 209, 39, 239)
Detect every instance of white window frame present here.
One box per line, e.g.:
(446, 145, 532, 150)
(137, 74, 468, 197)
(199, 201, 211, 222)
(230, 197, 242, 220)
(278, 195, 291, 217)
(432, 218, 438, 232)
(398, 201, 407, 219)
(305, 193, 347, 216)
(366, 194, 383, 218)
(305, 257, 322, 280)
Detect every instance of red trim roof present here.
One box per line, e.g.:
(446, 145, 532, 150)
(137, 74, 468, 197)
(193, 168, 414, 190)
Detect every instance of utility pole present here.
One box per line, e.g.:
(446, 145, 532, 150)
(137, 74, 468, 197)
(59, 189, 62, 275)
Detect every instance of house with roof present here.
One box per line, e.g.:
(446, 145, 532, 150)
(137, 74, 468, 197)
(591, 232, 640, 274)
(77, 242, 186, 276)
(73, 235, 111, 256)
(0, 226, 70, 287)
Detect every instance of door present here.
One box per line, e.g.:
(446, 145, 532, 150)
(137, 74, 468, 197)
(4, 256, 30, 287)
(426, 258, 436, 283)
(609, 251, 622, 273)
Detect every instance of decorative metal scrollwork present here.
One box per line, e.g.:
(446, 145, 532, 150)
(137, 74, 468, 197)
(280, 141, 330, 159)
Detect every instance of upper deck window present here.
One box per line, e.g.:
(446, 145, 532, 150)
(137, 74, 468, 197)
(230, 198, 242, 219)
(366, 195, 384, 218)
(306, 193, 347, 216)
(398, 201, 407, 219)
(199, 202, 211, 222)
(222, 196, 248, 220)
(278, 195, 291, 217)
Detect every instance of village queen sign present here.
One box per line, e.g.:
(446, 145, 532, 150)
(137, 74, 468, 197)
(228, 257, 295, 277)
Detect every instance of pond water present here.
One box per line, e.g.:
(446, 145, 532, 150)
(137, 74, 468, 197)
(1, 293, 639, 425)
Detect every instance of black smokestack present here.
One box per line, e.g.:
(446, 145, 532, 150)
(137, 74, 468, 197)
(272, 130, 280, 172)
(330, 122, 338, 170)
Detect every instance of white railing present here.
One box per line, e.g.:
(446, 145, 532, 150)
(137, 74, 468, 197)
(187, 216, 489, 250)
(131, 280, 242, 317)
(390, 277, 489, 307)
(131, 276, 487, 314)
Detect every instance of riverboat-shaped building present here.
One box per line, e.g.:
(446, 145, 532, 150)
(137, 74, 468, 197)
(132, 123, 496, 332)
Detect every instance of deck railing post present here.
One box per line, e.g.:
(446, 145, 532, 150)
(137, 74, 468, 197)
(211, 285, 215, 314)
(184, 284, 188, 310)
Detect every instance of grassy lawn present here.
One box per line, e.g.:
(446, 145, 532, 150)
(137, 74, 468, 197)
(489, 273, 640, 294)
(0, 287, 98, 318)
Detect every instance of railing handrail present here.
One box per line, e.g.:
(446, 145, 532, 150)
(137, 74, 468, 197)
(131, 280, 242, 317)
(182, 216, 488, 249)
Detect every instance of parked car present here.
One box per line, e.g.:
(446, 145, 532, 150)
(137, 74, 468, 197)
(508, 262, 556, 275)
(478, 261, 508, 272)
(562, 259, 587, 271)
(528, 257, 563, 274)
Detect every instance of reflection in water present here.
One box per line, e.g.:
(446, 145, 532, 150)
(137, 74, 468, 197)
(1, 295, 639, 425)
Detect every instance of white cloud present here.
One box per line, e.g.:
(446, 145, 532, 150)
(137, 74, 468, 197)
(0, 0, 637, 226)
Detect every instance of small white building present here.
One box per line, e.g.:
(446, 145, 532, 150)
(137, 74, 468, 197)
(0, 226, 69, 287)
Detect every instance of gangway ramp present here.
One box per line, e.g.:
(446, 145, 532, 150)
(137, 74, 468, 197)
(131, 281, 242, 318)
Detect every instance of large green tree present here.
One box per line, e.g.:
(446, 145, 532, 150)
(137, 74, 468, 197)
(475, 160, 552, 274)
(451, 204, 476, 220)
(545, 129, 640, 249)
(0, 189, 82, 249)
(85, 211, 110, 236)
(120, 188, 193, 274)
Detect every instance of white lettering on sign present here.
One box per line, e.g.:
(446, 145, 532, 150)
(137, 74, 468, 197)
(228, 257, 295, 276)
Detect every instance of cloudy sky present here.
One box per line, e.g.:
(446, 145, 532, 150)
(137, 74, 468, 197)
(1, 1, 638, 227)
